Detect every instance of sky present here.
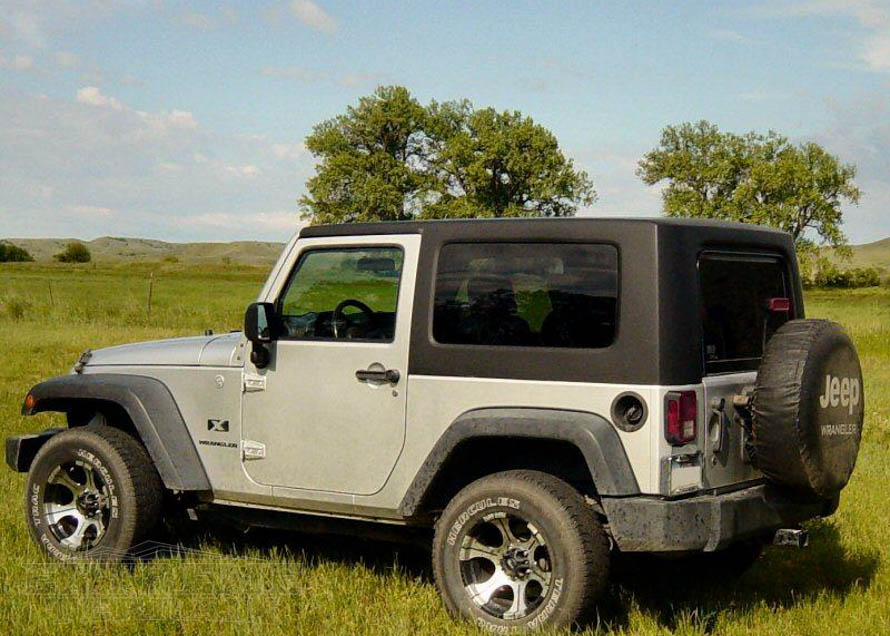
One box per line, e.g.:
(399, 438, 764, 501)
(1, 0, 889, 244)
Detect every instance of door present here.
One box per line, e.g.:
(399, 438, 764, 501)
(241, 235, 420, 495)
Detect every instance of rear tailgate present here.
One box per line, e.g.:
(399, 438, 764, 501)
(701, 372, 760, 488)
(697, 251, 797, 489)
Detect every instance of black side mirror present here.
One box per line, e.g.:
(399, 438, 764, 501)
(244, 302, 277, 344)
(244, 302, 277, 368)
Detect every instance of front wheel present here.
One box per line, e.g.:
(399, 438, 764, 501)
(24, 424, 163, 561)
(432, 470, 610, 632)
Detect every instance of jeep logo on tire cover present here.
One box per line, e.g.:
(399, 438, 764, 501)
(819, 374, 861, 417)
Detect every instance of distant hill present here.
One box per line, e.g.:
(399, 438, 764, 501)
(823, 237, 890, 273)
(1, 236, 285, 266)
(4, 233, 889, 271)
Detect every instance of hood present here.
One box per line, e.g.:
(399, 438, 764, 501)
(85, 332, 244, 368)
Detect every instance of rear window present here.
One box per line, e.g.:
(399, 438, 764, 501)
(433, 242, 618, 348)
(699, 252, 792, 374)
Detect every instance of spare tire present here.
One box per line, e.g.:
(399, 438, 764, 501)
(751, 319, 864, 500)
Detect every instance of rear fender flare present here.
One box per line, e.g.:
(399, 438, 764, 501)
(398, 407, 640, 517)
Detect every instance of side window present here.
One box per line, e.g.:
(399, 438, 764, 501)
(433, 242, 618, 348)
(278, 247, 403, 341)
(699, 252, 791, 374)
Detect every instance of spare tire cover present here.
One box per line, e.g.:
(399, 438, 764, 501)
(751, 319, 864, 500)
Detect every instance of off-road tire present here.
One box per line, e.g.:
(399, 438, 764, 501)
(432, 470, 610, 632)
(752, 319, 864, 500)
(25, 424, 163, 561)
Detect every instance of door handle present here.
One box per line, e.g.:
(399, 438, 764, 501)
(355, 367, 400, 384)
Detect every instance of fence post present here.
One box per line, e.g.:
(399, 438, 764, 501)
(48, 281, 54, 308)
(147, 273, 154, 317)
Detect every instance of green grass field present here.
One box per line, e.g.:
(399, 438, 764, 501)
(0, 263, 888, 635)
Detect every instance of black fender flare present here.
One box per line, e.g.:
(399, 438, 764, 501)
(22, 373, 210, 492)
(398, 407, 640, 516)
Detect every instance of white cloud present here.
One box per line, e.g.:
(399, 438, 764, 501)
(289, 1, 338, 34)
(0, 53, 35, 71)
(4, 7, 44, 47)
(165, 109, 199, 129)
(174, 6, 239, 30)
(77, 87, 200, 131)
(744, 0, 890, 73)
(862, 31, 890, 71)
(340, 72, 380, 87)
(224, 164, 261, 178)
(77, 86, 125, 110)
(56, 51, 79, 68)
(0, 86, 312, 242)
(271, 143, 305, 161)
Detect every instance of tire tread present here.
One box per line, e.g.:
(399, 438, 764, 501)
(432, 469, 610, 630)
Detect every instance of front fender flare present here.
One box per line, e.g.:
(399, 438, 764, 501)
(22, 373, 210, 492)
(398, 407, 640, 517)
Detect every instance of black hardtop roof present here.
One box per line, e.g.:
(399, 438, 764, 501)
(299, 216, 789, 239)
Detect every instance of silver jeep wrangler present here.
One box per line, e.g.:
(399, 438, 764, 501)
(7, 218, 865, 631)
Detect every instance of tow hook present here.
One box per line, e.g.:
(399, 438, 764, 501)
(773, 528, 809, 548)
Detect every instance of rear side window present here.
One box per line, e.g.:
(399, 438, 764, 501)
(699, 252, 792, 374)
(433, 243, 618, 348)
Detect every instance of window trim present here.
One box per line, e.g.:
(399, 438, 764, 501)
(275, 244, 406, 344)
(697, 249, 792, 376)
(430, 240, 620, 351)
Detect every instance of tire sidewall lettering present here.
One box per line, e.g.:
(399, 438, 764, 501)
(28, 444, 121, 557)
(443, 493, 567, 631)
(447, 497, 519, 547)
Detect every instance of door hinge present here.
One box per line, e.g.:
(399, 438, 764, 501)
(241, 439, 266, 460)
(243, 373, 266, 393)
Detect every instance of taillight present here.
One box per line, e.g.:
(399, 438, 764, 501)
(768, 297, 791, 313)
(665, 391, 697, 445)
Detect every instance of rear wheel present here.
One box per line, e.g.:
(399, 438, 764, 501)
(25, 424, 163, 561)
(433, 470, 610, 631)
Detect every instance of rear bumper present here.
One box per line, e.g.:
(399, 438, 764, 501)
(601, 483, 838, 553)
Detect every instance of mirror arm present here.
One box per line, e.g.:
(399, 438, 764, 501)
(250, 343, 270, 368)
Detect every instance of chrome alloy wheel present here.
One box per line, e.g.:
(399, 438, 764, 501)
(42, 461, 111, 551)
(458, 512, 553, 620)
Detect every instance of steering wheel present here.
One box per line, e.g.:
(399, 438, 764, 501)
(332, 299, 374, 338)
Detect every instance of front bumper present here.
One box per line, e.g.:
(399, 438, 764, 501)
(5, 429, 63, 472)
(601, 483, 838, 553)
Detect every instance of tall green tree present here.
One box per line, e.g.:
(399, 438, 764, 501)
(300, 86, 595, 224)
(423, 102, 595, 218)
(637, 121, 860, 250)
(300, 86, 429, 224)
